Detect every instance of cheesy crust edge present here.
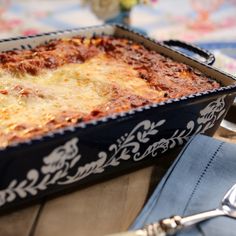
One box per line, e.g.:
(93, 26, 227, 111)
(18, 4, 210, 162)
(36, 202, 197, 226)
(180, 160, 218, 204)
(0, 36, 220, 148)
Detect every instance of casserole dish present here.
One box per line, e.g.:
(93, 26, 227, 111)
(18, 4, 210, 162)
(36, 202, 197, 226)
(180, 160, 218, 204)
(0, 24, 235, 211)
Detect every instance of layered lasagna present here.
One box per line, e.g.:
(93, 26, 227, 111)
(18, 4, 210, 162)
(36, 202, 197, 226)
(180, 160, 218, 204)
(0, 36, 220, 148)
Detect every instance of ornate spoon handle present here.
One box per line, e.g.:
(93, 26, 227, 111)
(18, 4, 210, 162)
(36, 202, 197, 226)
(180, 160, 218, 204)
(105, 215, 181, 236)
(106, 210, 225, 236)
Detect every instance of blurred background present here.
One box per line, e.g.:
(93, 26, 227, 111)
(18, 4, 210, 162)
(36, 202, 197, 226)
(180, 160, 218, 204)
(0, 0, 236, 73)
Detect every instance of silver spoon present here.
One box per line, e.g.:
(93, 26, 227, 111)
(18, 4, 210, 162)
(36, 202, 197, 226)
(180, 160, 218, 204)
(106, 183, 236, 236)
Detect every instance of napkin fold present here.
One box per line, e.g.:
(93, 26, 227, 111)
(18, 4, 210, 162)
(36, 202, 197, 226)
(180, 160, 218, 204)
(131, 134, 236, 236)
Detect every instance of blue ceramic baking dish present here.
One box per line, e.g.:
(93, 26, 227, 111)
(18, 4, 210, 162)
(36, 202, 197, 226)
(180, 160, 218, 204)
(0, 24, 235, 211)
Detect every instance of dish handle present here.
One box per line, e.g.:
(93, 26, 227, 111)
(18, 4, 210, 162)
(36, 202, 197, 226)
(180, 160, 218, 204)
(163, 40, 236, 132)
(162, 40, 215, 66)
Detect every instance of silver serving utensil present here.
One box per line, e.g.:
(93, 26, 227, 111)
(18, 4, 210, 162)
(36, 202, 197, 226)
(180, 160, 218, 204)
(220, 101, 236, 132)
(106, 183, 236, 236)
(220, 119, 236, 133)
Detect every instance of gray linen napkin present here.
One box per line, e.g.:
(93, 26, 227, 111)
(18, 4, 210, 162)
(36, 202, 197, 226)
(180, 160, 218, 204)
(130, 134, 236, 236)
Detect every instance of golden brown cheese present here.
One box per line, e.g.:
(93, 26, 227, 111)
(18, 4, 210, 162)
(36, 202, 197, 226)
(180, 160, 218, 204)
(0, 36, 220, 148)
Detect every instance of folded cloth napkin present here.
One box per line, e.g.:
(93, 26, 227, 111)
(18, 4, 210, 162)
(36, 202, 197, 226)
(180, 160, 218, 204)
(130, 134, 236, 236)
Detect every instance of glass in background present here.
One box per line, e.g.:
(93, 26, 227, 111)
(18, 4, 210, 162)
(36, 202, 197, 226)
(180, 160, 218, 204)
(189, 0, 224, 31)
(0, 0, 11, 30)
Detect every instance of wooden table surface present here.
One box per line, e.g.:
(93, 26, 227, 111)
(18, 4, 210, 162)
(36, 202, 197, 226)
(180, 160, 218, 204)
(0, 127, 235, 236)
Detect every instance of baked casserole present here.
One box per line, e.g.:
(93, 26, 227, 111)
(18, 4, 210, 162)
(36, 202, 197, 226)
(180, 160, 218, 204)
(0, 36, 220, 148)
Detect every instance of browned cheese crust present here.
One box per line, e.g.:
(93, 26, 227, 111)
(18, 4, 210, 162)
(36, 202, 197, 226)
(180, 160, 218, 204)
(0, 36, 220, 147)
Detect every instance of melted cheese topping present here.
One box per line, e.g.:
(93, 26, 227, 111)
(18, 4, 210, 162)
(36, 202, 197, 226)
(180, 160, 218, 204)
(0, 54, 164, 147)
